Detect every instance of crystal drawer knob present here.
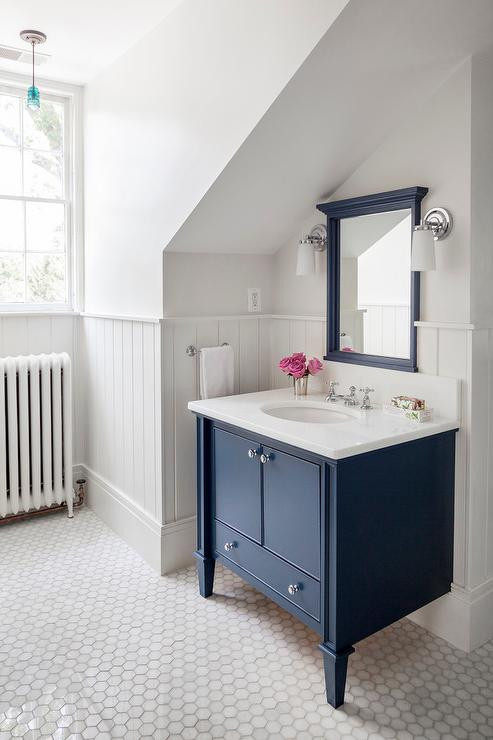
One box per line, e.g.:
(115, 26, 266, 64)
(287, 584, 300, 595)
(224, 542, 236, 552)
(260, 453, 271, 464)
(247, 448, 257, 459)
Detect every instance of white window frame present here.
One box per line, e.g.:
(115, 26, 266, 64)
(0, 72, 82, 314)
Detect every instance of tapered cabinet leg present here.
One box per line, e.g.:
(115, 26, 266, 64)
(195, 553, 215, 598)
(319, 643, 354, 708)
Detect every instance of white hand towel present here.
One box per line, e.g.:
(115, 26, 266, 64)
(199, 345, 235, 399)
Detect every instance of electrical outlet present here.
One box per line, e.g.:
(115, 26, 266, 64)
(248, 288, 261, 313)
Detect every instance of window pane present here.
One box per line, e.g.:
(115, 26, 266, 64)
(26, 253, 66, 303)
(0, 146, 22, 195)
(0, 252, 24, 302)
(26, 202, 65, 252)
(0, 200, 24, 251)
(24, 100, 64, 152)
(0, 94, 20, 146)
(24, 150, 63, 198)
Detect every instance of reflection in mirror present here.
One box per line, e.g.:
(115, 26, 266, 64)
(339, 209, 411, 359)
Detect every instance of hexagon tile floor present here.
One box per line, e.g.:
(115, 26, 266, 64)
(0, 509, 492, 740)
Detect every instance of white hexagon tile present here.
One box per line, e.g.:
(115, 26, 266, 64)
(0, 509, 492, 740)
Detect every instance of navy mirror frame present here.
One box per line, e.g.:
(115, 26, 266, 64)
(317, 186, 428, 373)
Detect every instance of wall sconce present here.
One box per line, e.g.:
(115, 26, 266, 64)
(296, 224, 327, 276)
(411, 207, 453, 271)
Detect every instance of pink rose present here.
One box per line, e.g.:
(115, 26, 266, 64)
(307, 357, 323, 375)
(278, 356, 292, 371)
(279, 352, 307, 375)
(287, 357, 306, 378)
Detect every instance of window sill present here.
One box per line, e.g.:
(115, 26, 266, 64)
(0, 308, 79, 318)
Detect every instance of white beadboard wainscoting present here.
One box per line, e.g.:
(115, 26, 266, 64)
(0, 313, 79, 457)
(160, 315, 272, 574)
(0, 313, 75, 358)
(361, 303, 410, 358)
(411, 322, 493, 651)
(269, 316, 326, 389)
(77, 314, 164, 572)
(162, 316, 272, 520)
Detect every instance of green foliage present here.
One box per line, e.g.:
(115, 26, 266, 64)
(0, 95, 19, 146)
(0, 254, 23, 303)
(27, 255, 65, 303)
(25, 102, 63, 151)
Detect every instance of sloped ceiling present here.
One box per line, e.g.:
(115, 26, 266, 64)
(167, 0, 493, 255)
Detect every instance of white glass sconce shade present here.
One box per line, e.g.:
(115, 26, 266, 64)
(411, 226, 436, 271)
(296, 224, 326, 276)
(296, 241, 316, 276)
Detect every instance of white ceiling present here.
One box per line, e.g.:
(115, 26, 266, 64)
(0, 0, 183, 84)
(167, 0, 493, 255)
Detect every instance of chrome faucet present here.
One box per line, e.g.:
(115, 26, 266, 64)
(325, 380, 341, 403)
(344, 385, 358, 406)
(359, 387, 375, 410)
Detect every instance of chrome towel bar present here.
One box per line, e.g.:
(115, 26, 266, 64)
(186, 342, 229, 358)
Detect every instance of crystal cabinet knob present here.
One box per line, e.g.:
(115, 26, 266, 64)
(224, 542, 237, 552)
(287, 584, 300, 595)
(260, 453, 271, 464)
(247, 448, 258, 459)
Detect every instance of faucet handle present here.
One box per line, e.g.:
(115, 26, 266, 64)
(359, 387, 375, 410)
(328, 380, 339, 388)
(348, 385, 357, 394)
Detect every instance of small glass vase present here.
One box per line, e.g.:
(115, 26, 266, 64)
(293, 375, 308, 397)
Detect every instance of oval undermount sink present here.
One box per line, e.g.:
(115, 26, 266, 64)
(261, 403, 353, 424)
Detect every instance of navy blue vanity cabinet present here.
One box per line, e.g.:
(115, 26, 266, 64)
(193, 415, 457, 709)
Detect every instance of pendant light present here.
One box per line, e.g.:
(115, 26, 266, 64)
(20, 30, 47, 110)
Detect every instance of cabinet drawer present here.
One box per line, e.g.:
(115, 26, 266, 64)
(215, 520, 320, 621)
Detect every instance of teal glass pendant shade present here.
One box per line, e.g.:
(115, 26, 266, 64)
(26, 85, 40, 109)
(20, 30, 47, 111)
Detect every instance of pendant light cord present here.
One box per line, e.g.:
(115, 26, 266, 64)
(32, 40, 35, 87)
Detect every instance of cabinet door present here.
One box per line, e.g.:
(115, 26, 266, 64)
(213, 428, 261, 542)
(263, 446, 321, 578)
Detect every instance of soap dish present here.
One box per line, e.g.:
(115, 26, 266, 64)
(383, 404, 433, 423)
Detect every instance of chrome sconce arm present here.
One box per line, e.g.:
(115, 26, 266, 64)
(411, 206, 453, 272)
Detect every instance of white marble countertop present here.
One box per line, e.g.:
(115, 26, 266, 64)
(188, 388, 459, 460)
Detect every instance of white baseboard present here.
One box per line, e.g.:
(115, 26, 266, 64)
(408, 579, 493, 652)
(79, 464, 163, 573)
(161, 516, 196, 574)
(76, 464, 196, 576)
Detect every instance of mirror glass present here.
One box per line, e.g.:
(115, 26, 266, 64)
(339, 208, 412, 359)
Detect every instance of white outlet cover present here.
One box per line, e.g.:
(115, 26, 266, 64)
(248, 288, 261, 313)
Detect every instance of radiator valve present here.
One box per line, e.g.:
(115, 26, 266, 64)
(74, 478, 86, 507)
